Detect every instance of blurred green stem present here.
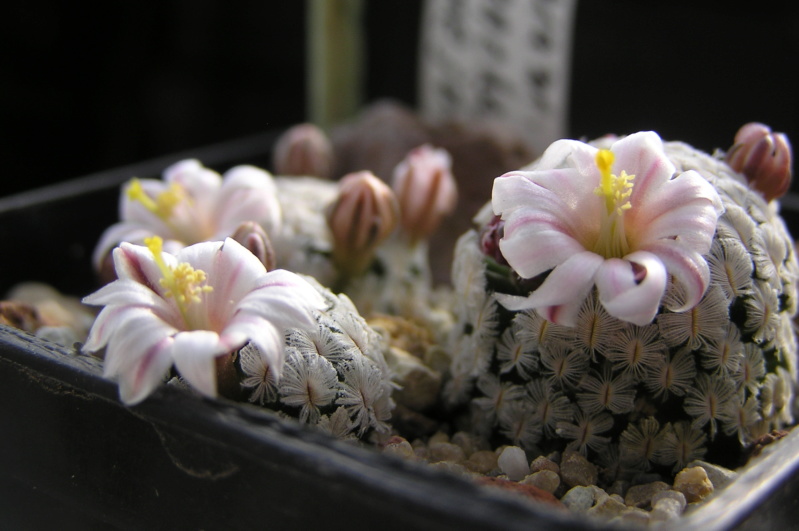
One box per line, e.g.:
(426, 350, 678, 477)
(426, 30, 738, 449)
(307, 0, 365, 131)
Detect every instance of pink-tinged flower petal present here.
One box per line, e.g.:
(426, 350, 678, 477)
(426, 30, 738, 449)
(494, 168, 600, 225)
(528, 138, 597, 174)
(164, 159, 222, 207)
(221, 315, 285, 377)
(210, 238, 267, 294)
(112, 242, 174, 294)
(494, 169, 601, 277)
(595, 252, 667, 326)
(628, 170, 723, 253)
(82, 279, 171, 315)
(612, 132, 676, 201)
(171, 330, 228, 397)
(117, 335, 176, 405)
(500, 215, 589, 279)
(214, 165, 282, 235)
(495, 251, 604, 326)
(98, 307, 178, 376)
(92, 223, 161, 270)
(239, 270, 325, 331)
(641, 240, 710, 312)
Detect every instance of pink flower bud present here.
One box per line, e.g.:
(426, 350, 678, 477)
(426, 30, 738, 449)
(272, 123, 334, 179)
(479, 214, 508, 266)
(231, 221, 276, 271)
(726, 122, 792, 202)
(392, 144, 458, 243)
(327, 171, 399, 277)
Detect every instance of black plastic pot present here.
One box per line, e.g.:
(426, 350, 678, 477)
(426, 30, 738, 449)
(1, 132, 798, 530)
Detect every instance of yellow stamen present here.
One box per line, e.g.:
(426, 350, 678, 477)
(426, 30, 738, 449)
(145, 236, 212, 326)
(592, 149, 636, 258)
(127, 179, 185, 220)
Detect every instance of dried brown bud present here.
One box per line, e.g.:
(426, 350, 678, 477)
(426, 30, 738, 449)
(272, 123, 334, 179)
(231, 221, 276, 271)
(0, 301, 43, 333)
(327, 171, 399, 277)
(392, 144, 458, 243)
(726, 122, 792, 201)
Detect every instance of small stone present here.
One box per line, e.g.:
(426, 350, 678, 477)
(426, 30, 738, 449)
(609, 494, 625, 505)
(428, 442, 466, 464)
(613, 507, 651, 526)
(428, 431, 450, 445)
(607, 479, 629, 498)
(587, 494, 627, 519)
(687, 460, 739, 490)
(382, 437, 415, 460)
(674, 466, 714, 503)
(498, 446, 530, 481)
(521, 470, 560, 494)
(560, 486, 597, 513)
(651, 490, 687, 513)
(651, 497, 684, 523)
(451, 431, 478, 457)
(411, 439, 429, 461)
(464, 450, 499, 475)
(560, 451, 598, 488)
(530, 455, 560, 475)
(624, 481, 670, 509)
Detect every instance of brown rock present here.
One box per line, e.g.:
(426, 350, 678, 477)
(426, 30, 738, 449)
(464, 450, 499, 475)
(0, 301, 42, 333)
(530, 455, 560, 475)
(673, 466, 714, 503)
(625, 481, 670, 509)
(560, 451, 598, 488)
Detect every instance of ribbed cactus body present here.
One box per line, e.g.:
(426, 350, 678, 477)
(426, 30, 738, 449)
(239, 276, 396, 439)
(446, 140, 798, 478)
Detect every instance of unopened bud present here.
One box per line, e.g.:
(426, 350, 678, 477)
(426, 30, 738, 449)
(231, 221, 276, 271)
(479, 214, 508, 266)
(392, 144, 458, 243)
(327, 171, 399, 277)
(272, 123, 334, 179)
(726, 122, 792, 202)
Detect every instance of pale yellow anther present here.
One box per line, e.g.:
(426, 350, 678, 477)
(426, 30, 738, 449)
(145, 236, 212, 324)
(592, 149, 636, 258)
(127, 179, 185, 220)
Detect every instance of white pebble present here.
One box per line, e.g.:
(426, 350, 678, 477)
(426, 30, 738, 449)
(497, 446, 530, 481)
(651, 497, 684, 523)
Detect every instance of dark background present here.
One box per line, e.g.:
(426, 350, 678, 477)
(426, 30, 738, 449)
(2, 1, 796, 196)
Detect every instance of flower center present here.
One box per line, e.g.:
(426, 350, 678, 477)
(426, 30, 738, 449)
(127, 179, 187, 221)
(145, 236, 212, 328)
(592, 149, 635, 258)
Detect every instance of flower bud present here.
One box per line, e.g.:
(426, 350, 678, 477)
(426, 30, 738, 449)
(726, 122, 792, 201)
(392, 144, 458, 243)
(327, 171, 399, 277)
(231, 221, 276, 271)
(272, 123, 334, 179)
(479, 214, 508, 266)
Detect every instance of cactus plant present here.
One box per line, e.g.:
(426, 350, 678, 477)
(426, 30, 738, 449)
(445, 130, 797, 480)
